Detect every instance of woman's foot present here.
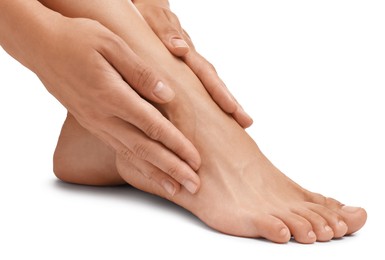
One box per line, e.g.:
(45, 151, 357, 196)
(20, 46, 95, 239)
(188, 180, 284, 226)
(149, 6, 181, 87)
(51, 0, 366, 244)
(54, 91, 367, 244)
(114, 78, 367, 243)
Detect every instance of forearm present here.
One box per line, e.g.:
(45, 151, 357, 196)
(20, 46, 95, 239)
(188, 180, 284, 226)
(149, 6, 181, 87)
(0, 0, 61, 72)
(37, 0, 173, 65)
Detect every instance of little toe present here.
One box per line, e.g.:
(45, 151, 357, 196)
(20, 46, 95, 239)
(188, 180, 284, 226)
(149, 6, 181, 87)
(253, 214, 291, 244)
(277, 212, 317, 244)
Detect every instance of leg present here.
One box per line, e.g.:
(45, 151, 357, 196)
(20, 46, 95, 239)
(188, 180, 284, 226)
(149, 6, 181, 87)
(50, 0, 367, 243)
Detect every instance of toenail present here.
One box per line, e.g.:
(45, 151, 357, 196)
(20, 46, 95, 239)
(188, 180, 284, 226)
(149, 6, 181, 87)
(324, 225, 333, 232)
(280, 228, 289, 237)
(338, 220, 347, 228)
(308, 231, 316, 239)
(342, 205, 361, 213)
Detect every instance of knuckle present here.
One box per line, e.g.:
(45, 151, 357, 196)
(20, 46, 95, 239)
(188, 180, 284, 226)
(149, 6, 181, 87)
(133, 143, 150, 160)
(104, 32, 124, 49)
(145, 121, 165, 140)
(142, 170, 154, 181)
(205, 61, 217, 74)
(96, 29, 125, 53)
(118, 148, 135, 162)
(296, 219, 311, 230)
(77, 109, 103, 128)
(193, 56, 216, 76)
(166, 165, 182, 179)
(164, 27, 180, 38)
(166, 10, 182, 27)
(132, 63, 154, 90)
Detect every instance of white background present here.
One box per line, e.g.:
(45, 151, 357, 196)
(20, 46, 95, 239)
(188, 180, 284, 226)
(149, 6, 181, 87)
(1, 0, 384, 259)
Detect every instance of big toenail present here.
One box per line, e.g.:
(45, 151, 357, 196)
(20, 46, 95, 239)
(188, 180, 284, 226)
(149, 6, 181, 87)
(342, 206, 361, 213)
(308, 231, 316, 239)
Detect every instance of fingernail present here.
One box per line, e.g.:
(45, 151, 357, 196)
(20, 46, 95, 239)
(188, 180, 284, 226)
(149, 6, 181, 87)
(187, 159, 200, 171)
(162, 180, 176, 196)
(239, 106, 253, 122)
(153, 81, 175, 102)
(308, 231, 316, 239)
(183, 180, 198, 194)
(220, 81, 236, 102)
(171, 38, 188, 49)
(342, 205, 361, 213)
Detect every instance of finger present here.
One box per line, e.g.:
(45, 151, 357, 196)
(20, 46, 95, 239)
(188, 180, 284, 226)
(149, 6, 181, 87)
(229, 95, 253, 128)
(107, 84, 201, 170)
(143, 7, 189, 56)
(183, 51, 254, 128)
(89, 66, 202, 172)
(232, 106, 254, 128)
(98, 34, 175, 103)
(124, 154, 181, 197)
(104, 117, 200, 194)
(183, 51, 237, 113)
(181, 29, 195, 50)
(95, 129, 181, 196)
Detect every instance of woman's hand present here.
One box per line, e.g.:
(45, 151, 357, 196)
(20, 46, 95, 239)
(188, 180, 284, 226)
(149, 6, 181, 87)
(43, 17, 202, 194)
(133, 0, 253, 128)
(0, 1, 201, 195)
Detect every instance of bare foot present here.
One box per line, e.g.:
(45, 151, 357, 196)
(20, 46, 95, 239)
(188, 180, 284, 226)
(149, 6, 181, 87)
(54, 84, 367, 244)
(114, 74, 367, 243)
(51, 0, 367, 244)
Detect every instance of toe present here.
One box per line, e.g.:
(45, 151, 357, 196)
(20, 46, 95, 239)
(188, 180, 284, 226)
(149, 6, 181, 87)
(307, 194, 367, 237)
(336, 206, 367, 235)
(253, 214, 291, 244)
(306, 202, 348, 238)
(277, 212, 317, 244)
(293, 207, 334, 242)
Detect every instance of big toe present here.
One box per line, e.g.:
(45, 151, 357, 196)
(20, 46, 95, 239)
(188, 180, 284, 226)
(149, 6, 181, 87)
(309, 194, 367, 236)
(338, 206, 367, 234)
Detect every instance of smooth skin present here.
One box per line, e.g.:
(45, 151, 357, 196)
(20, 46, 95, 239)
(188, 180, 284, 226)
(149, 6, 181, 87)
(0, 0, 250, 194)
(133, 0, 253, 127)
(49, 0, 367, 243)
